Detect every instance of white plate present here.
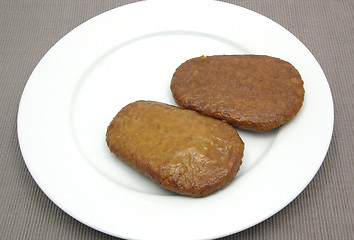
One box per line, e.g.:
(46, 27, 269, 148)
(17, 0, 334, 239)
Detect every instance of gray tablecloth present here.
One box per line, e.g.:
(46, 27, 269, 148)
(1, 0, 353, 239)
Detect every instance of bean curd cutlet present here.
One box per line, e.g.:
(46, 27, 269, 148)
(106, 101, 244, 197)
(171, 55, 305, 131)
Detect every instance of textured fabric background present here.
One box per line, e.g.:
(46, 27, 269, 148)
(1, 0, 353, 239)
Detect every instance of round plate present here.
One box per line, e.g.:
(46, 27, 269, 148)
(17, 0, 333, 239)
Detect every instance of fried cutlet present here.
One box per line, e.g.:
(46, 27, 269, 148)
(106, 101, 244, 197)
(170, 55, 305, 131)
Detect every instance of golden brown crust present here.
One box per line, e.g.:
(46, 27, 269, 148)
(106, 101, 244, 197)
(170, 55, 305, 131)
